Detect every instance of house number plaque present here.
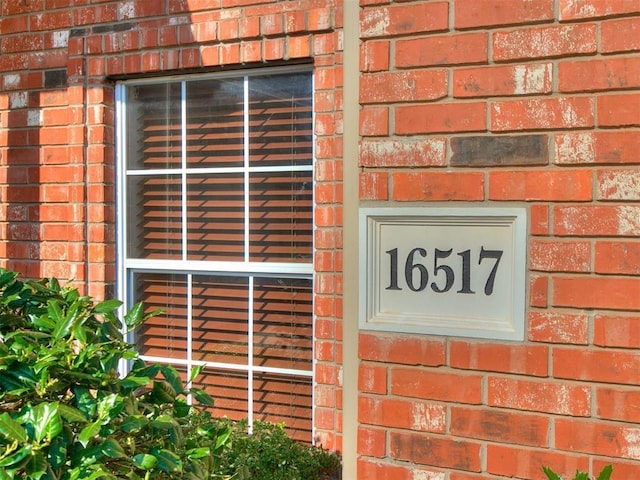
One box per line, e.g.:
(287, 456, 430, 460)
(359, 207, 527, 341)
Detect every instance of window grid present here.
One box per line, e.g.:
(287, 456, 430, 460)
(116, 68, 314, 441)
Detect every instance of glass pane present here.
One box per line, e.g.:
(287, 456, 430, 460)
(133, 273, 188, 360)
(253, 277, 312, 371)
(253, 373, 312, 443)
(249, 170, 312, 262)
(195, 368, 248, 421)
(192, 275, 249, 365)
(249, 73, 313, 167)
(126, 83, 182, 170)
(186, 173, 245, 261)
(186, 78, 244, 168)
(127, 174, 182, 260)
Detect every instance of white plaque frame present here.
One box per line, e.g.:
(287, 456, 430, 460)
(359, 207, 527, 341)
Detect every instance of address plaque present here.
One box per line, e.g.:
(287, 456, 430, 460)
(359, 207, 527, 341)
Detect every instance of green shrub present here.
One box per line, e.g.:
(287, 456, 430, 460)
(543, 465, 613, 480)
(0, 269, 341, 480)
(214, 419, 341, 480)
(0, 269, 230, 479)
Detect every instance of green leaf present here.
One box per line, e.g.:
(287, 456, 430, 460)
(48, 435, 67, 469)
(597, 465, 613, 480)
(78, 420, 102, 448)
(100, 438, 126, 459)
(28, 403, 62, 443)
(0, 445, 32, 467)
(161, 364, 184, 395)
(57, 404, 88, 423)
(93, 299, 123, 314)
(185, 447, 210, 459)
(50, 301, 72, 341)
(25, 452, 47, 480)
(120, 375, 150, 391)
(190, 387, 214, 407)
(120, 415, 149, 434)
(0, 412, 28, 443)
(150, 447, 182, 473)
(188, 364, 204, 383)
(123, 302, 145, 330)
(133, 454, 158, 471)
(152, 380, 176, 404)
(542, 466, 562, 480)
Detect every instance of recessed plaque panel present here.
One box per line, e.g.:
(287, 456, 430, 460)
(359, 207, 527, 341)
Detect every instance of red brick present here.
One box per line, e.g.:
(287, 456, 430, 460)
(554, 276, 640, 311)
(450, 341, 548, 376)
(597, 387, 640, 423)
(602, 17, 640, 53)
(487, 444, 588, 479)
(595, 241, 640, 275)
(396, 33, 488, 68)
(554, 205, 640, 236)
(555, 131, 640, 165)
(359, 171, 388, 201)
(451, 407, 549, 446)
(493, 24, 597, 61)
(391, 367, 483, 404)
(528, 311, 589, 344)
(559, 0, 640, 20)
(529, 240, 591, 272)
(392, 171, 484, 202)
(359, 70, 447, 104)
(598, 93, 640, 127)
(488, 377, 591, 415)
(359, 332, 446, 366)
(359, 138, 446, 168)
(530, 204, 549, 235)
(358, 426, 386, 458)
(396, 103, 486, 135)
(390, 431, 482, 472)
(489, 169, 592, 201)
(358, 363, 387, 394)
(555, 418, 640, 460)
(359, 396, 446, 433)
(454, 63, 552, 98)
(455, 0, 554, 29)
(597, 169, 640, 201)
(360, 40, 389, 73)
(559, 57, 640, 92)
(356, 459, 413, 480)
(554, 347, 640, 385)
(594, 314, 640, 348)
(491, 97, 594, 131)
(360, 2, 449, 38)
(359, 106, 388, 136)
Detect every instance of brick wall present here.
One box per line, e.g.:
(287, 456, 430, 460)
(0, 0, 344, 452)
(358, 1, 640, 478)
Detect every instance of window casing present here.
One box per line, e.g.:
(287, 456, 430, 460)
(116, 67, 314, 441)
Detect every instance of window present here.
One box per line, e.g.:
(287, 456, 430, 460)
(116, 68, 314, 442)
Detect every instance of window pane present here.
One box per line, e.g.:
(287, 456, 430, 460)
(249, 170, 312, 262)
(195, 368, 248, 421)
(127, 175, 182, 260)
(253, 373, 312, 443)
(133, 273, 188, 360)
(249, 73, 313, 167)
(126, 83, 182, 170)
(192, 275, 249, 365)
(186, 173, 245, 261)
(187, 78, 244, 168)
(253, 277, 312, 371)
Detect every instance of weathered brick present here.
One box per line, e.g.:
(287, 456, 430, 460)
(360, 2, 449, 38)
(359, 396, 446, 433)
(451, 135, 548, 167)
(554, 347, 640, 384)
(455, 0, 554, 29)
(597, 169, 640, 201)
(392, 171, 484, 202)
(360, 40, 389, 73)
(597, 387, 640, 422)
(360, 70, 448, 104)
(555, 418, 640, 460)
(390, 431, 482, 472)
(396, 103, 486, 135)
(450, 407, 549, 446)
(601, 17, 640, 53)
(493, 24, 597, 61)
(555, 131, 640, 165)
(359, 171, 388, 201)
(559, 57, 640, 92)
(559, 0, 640, 21)
(491, 97, 594, 131)
(554, 205, 640, 236)
(594, 314, 640, 348)
(453, 63, 552, 98)
(489, 170, 592, 201)
(359, 332, 446, 366)
(529, 240, 591, 272)
(359, 138, 446, 168)
(396, 33, 488, 68)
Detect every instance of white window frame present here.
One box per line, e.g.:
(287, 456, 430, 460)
(115, 66, 315, 436)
